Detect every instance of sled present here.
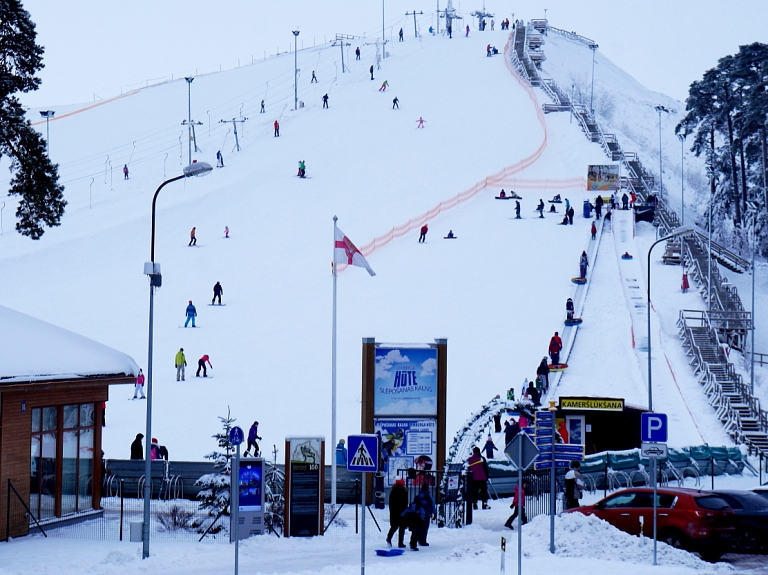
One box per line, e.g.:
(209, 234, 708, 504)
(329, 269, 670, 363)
(495, 196, 513, 200)
(548, 363, 568, 371)
(376, 549, 405, 557)
(548, 199, 563, 204)
(571, 277, 587, 285)
(564, 318, 583, 326)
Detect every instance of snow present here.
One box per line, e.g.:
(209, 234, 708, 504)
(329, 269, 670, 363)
(0, 304, 138, 382)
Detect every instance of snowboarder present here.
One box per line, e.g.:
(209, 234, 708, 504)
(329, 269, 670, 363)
(297, 160, 306, 178)
(355, 46, 361, 60)
(399, 27, 404, 41)
(130, 433, 144, 459)
(370, 65, 374, 80)
(244, 421, 262, 457)
(416, 116, 426, 128)
(482, 435, 498, 459)
(379, 80, 389, 91)
(123, 164, 129, 179)
(311, 70, 317, 83)
(184, 300, 197, 327)
(386, 478, 408, 548)
(189, 227, 197, 246)
(566, 297, 574, 321)
(418, 223, 428, 243)
(335, 439, 347, 464)
(549, 332, 562, 365)
(274, 120, 280, 137)
(212, 281, 223, 305)
(537, 199, 545, 218)
(465, 24, 470, 37)
(591, 221, 597, 240)
(260, 99, 265, 113)
(224, 226, 230, 238)
(515, 200, 521, 219)
(196, 354, 212, 377)
(392, 97, 399, 109)
(579, 250, 589, 279)
(322, 93, 329, 108)
(466, 446, 490, 510)
(133, 368, 146, 399)
(504, 480, 528, 529)
(216, 150, 224, 167)
(446, 230, 455, 238)
(175, 348, 186, 381)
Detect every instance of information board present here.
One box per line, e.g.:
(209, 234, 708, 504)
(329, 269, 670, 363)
(285, 437, 324, 537)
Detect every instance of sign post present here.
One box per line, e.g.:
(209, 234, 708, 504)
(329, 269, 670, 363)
(504, 433, 539, 575)
(640, 413, 668, 567)
(348, 435, 380, 575)
(228, 426, 245, 575)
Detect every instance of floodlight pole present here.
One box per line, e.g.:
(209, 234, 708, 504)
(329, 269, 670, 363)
(707, 164, 716, 309)
(219, 118, 248, 152)
(678, 133, 686, 225)
(184, 78, 194, 165)
(293, 30, 300, 111)
(382, 0, 386, 59)
(748, 202, 758, 396)
(39, 110, 55, 154)
(406, 10, 423, 37)
(589, 44, 598, 115)
(655, 105, 669, 199)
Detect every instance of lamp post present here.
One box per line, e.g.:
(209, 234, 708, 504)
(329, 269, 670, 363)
(382, 0, 386, 59)
(183, 78, 194, 166)
(142, 161, 213, 559)
(678, 133, 686, 225)
(655, 105, 669, 199)
(706, 164, 717, 309)
(588, 44, 598, 115)
(748, 201, 759, 396)
(39, 110, 55, 153)
(647, 225, 693, 413)
(293, 30, 300, 111)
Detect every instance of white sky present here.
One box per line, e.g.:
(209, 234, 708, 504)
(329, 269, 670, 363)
(20, 0, 768, 108)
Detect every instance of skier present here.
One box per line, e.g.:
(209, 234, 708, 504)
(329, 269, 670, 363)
(216, 150, 224, 167)
(379, 80, 389, 91)
(322, 93, 329, 108)
(311, 70, 317, 83)
(399, 27, 404, 41)
(591, 221, 597, 240)
(515, 200, 521, 219)
(566, 297, 574, 321)
(579, 250, 589, 279)
(297, 160, 306, 178)
(184, 300, 197, 327)
(416, 116, 426, 128)
(549, 332, 563, 366)
(370, 65, 374, 80)
(175, 348, 187, 381)
(392, 97, 399, 109)
(418, 223, 428, 243)
(465, 24, 470, 37)
(274, 120, 280, 137)
(123, 164, 129, 179)
(133, 368, 146, 399)
(355, 46, 361, 60)
(537, 199, 545, 218)
(244, 421, 262, 457)
(212, 281, 223, 305)
(260, 99, 265, 113)
(224, 226, 230, 238)
(189, 227, 197, 246)
(196, 354, 212, 377)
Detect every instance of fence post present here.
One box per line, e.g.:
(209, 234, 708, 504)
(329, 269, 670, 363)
(119, 479, 124, 541)
(5, 478, 10, 542)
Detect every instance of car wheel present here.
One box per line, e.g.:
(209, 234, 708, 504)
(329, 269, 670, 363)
(659, 530, 685, 550)
(736, 528, 758, 553)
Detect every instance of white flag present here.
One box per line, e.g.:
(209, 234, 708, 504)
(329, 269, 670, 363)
(334, 227, 376, 276)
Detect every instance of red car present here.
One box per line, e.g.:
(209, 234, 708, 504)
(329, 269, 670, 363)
(565, 487, 735, 561)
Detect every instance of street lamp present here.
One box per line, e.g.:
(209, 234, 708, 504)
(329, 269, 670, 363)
(588, 44, 598, 115)
(39, 110, 55, 153)
(655, 105, 670, 199)
(706, 163, 717, 308)
(647, 225, 693, 412)
(142, 160, 213, 559)
(293, 30, 300, 111)
(748, 201, 759, 396)
(678, 132, 686, 225)
(182, 78, 194, 166)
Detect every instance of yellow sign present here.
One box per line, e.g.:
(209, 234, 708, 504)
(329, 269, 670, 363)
(560, 397, 624, 411)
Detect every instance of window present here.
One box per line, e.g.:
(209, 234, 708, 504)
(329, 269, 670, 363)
(30, 404, 96, 520)
(603, 493, 636, 508)
(694, 496, 731, 511)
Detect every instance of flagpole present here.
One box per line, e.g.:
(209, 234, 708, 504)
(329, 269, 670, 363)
(331, 215, 338, 509)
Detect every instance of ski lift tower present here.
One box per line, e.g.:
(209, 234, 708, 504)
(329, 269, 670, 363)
(439, 0, 462, 34)
(332, 34, 356, 73)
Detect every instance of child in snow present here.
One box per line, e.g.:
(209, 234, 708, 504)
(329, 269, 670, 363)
(579, 251, 589, 279)
(591, 222, 597, 240)
(355, 47, 361, 60)
(274, 120, 280, 137)
(566, 298, 575, 321)
(260, 99, 265, 113)
(224, 226, 230, 238)
(297, 160, 306, 178)
(196, 354, 212, 377)
(311, 71, 317, 83)
(446, 230, 455, 238)
(370, 65, 374, 80)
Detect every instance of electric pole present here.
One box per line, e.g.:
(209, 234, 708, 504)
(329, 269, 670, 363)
(220, 118, 248, 152)
(406, 10, 423, 37)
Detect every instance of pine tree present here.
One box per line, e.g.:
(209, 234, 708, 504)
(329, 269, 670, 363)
(0, 0, 66, 239)
(195, 410, 237, 515)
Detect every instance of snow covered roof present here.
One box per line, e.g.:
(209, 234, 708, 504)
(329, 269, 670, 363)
(0, 305, 139, 384)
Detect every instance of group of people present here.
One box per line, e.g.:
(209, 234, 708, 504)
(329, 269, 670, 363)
(486, 44, 499, 56)
(386, 481, 435, 550)
(173, 347, 213, 380)
(130, 433, 169, 461)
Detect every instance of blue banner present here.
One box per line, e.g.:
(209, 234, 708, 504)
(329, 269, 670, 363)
(374, 347, 438, 416)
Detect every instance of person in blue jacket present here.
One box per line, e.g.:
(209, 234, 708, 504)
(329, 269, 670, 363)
(336, 439, 348, 464)
(184, 300, 197, 327)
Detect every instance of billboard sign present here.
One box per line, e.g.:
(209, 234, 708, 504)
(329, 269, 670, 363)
(587, 165, 619, 191)
(286, 437, 324, 537)
(374, 346, 438, 416)
(238, 460, 263, 512)
(374, 418, 436, 486)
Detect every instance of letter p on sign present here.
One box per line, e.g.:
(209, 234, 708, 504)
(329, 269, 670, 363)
(641, 413, 668, 442)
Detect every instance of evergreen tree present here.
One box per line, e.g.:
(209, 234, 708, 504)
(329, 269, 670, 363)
(195, 410, 236, 515)
(0, 0, 66, 239)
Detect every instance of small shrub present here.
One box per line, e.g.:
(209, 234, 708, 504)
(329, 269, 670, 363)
(156, 504, 195, 532)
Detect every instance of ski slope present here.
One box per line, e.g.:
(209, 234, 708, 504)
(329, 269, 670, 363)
(0, 23, 745, 461)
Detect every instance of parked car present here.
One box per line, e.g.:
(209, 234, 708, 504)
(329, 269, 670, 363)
(713, 490, 768, 553)
(752, 486, 768, 502)
(564, 487, 735, 561)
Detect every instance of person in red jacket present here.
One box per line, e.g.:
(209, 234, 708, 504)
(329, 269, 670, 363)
(418, 223, 428, 243)
(591, 221, 597, 240)
(274, 120, 280, 137)
(196, 355, 213, 377)
(133, 368, 146, 399)
(549, 332, 563, 365)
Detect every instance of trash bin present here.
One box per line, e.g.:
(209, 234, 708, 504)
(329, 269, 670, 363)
(130, 521, 143, 542)
(583, 200, 592, 218)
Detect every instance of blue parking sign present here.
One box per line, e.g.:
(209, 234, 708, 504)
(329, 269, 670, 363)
(641, 413, 668, 442)
(347, 435, 379, 472)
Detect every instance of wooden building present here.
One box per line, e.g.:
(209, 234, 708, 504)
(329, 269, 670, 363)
(0, 305, 137, 539)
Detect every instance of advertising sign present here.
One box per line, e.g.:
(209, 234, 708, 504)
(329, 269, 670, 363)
(374, 346, 438, 416)
(238, 460, 263, 512)
(287, 437, 323, 537)
(559, 397, 624, 411)
(587, 165, 619, 191)
(374, 418, 436, 486)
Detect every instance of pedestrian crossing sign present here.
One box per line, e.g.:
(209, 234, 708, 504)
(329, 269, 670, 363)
(347, 434, 380, 472)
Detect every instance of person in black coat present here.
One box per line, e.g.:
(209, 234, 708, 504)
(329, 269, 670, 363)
(504, 419, 520, 446)
(130, 433, 144, 460)
(493, 411, 502, 433)
(536, 358, 550, 394)
(526, 381, 541, 407)
(386, 479, 408, 548)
